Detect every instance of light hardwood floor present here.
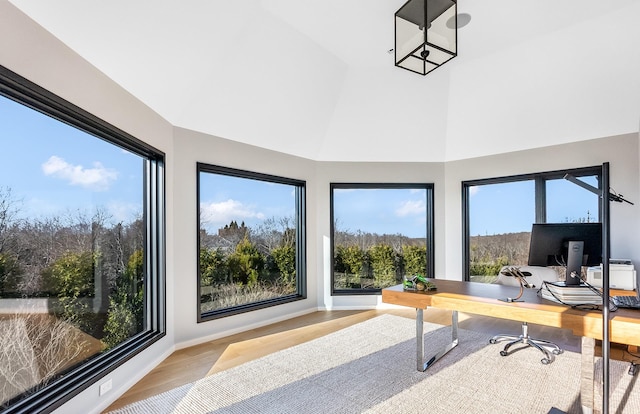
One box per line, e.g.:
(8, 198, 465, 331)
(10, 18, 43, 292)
(104, 308, 637, 412)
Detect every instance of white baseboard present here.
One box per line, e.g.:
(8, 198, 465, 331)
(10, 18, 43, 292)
(174, 307, 318, 350)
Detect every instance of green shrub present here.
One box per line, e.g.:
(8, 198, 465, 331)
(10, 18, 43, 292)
(40, 251, 97, 332)
(368, 244, 397, 288)
(200, 248, 228, 285)
(227, 238, 264, 286)
(103, 293, 136, 349)
(0, 253, 22, 296)
(269, 244, 296, 284)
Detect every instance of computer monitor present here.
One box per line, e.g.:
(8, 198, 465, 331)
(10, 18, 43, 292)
(527, 223, 602, 285)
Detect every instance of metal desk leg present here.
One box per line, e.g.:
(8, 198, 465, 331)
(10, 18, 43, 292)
(416, 308, 459, 371)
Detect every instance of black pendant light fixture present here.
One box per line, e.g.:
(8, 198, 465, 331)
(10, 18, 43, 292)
(395, 0, 457, 75)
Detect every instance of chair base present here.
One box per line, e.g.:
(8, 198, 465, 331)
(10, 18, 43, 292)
(489, 322, 563, 364)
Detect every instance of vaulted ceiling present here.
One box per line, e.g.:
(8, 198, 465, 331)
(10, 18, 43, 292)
(8, 0, 640, 161)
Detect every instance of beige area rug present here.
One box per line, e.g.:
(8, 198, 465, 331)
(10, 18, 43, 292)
(107, 315, 640, 414)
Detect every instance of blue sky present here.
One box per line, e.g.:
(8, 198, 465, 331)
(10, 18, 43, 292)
(200, 185, 429, 239)
(1, 95, 143, 225)
(333, 188, 427, 239)
(199, 173, 296, 233)
(469, 176, 599, 236)
(199, 182, 428, 238)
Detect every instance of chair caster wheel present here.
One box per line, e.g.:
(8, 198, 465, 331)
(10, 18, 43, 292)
(500, 350, 508, 356)
(552, 349, 563, 355)
(541, 358, 551, 365)
(489, 339, 497, 344)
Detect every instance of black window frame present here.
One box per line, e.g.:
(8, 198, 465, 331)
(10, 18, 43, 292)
(0, 65, 166, 414)
(330, 182, 435, 296)
(462, 165, 602, 281)
(196, 163, 307, 322)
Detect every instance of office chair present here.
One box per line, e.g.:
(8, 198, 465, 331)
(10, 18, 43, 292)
(489, 266, 563, 364)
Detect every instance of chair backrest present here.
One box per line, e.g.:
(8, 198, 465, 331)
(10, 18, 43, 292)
(495, 266, 560, 289)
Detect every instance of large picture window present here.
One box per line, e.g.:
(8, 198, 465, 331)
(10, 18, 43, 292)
(197, 164, 306, 321)
(331, 184, 434, 294)
(0, 66, 165, 412)
(463, 166, 601, 282)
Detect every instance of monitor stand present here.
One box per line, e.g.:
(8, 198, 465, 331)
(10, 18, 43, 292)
(565, 240, 584, 285)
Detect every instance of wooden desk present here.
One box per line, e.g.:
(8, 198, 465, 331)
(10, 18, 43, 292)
(382, 280, 640, 413)
(383, 280, 640, 345)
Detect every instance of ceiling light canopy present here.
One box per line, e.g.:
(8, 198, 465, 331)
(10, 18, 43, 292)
(395, 0, 457, 75)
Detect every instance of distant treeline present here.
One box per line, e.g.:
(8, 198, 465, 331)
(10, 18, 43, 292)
(0, 187, 144, 347)
(332, 229, 427, 289)
(469, 232, 531, 276)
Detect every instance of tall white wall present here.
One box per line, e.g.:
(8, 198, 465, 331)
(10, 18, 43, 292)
(314, 162, 446, 309)
(0, 3, 176, 414)
(170, 127, 320, 346)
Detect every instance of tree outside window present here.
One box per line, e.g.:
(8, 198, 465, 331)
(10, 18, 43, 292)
(0, 67, 164, 412)
(197, 164, 305, 320)
(331, 184, 434, 294)
(463, 168, 601, 282)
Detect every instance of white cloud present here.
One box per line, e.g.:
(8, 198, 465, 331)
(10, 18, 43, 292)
(42, 156, 118, 191)
(396, 200, 426, 217)
(469, 186, 480, 196)
(200, 199, 265, 226)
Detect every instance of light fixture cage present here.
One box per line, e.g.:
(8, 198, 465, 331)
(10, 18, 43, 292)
(395, 0, 457, 75)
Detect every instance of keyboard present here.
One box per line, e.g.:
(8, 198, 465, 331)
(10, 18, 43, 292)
(612, 295, 640, 309)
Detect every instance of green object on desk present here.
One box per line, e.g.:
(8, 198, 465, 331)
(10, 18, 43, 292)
(404, 275, 436, 291)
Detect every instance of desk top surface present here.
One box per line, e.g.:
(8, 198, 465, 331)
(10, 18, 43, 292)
(382, 279, 640, 345)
